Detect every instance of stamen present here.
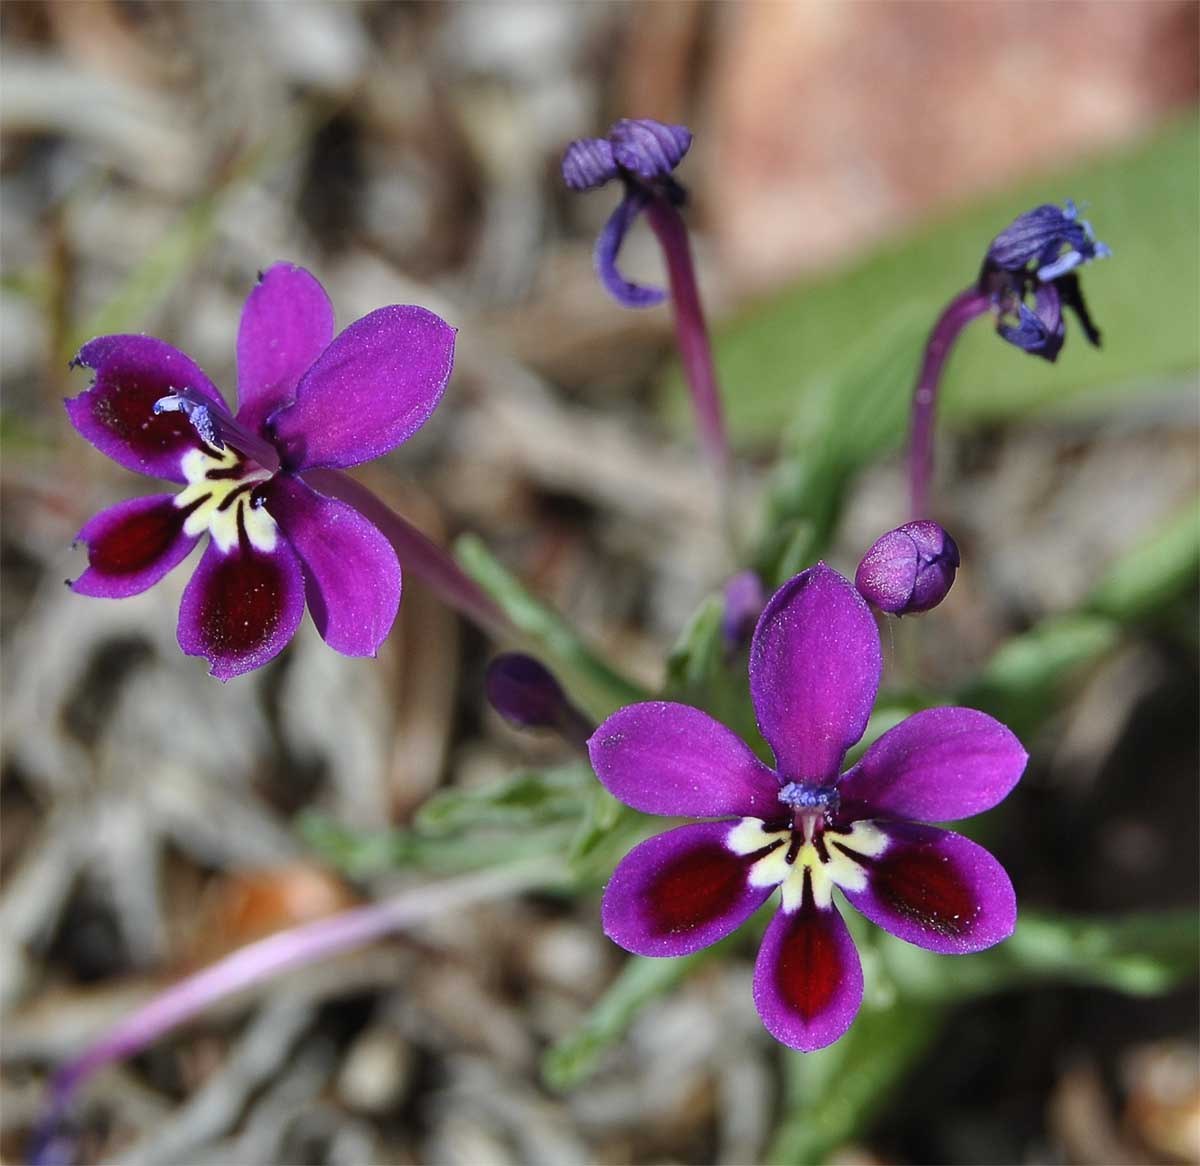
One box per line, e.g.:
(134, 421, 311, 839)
(154, 388, 281, 473)
(778, 781, 840, 817)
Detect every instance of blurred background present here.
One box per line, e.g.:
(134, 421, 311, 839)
(1, 3, 1197, 1164)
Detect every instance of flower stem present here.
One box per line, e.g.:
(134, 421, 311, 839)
(32, 858, 563, 1160)
(302, 468, 511, 641)
(643, 199, 733, 507)
(907, 288, 990, 519)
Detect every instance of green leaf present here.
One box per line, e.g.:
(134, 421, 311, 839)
(1086, 498, 1200, 624)
(753, 307, 930, 581)
(455, 533, 649, 719)
(965, 613, 1121, 737)
(542, 949, 718, 1091)
(668, 115, 1199, 448)
(413, 764, 591, 835)
(766, 999, 945, 1165)
(881, 909, 1200, 1001)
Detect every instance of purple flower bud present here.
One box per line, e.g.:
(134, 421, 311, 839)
(855, 521, 960, 615)
(980, 200, 1108, 363)
(721, 569, 766, 653)
(485, 653, 593, 749)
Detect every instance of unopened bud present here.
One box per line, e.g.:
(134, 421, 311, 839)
(855, 521, 959, 615)
(485, 654, 593, 749)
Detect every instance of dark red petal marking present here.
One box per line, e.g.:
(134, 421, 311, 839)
(84, 369, 208, 462)
(643, 842, 757, 938)
(86, 500, 190, 576)
(847, 840, 977, 939)
(191, 547, 288, 661)
(771, 876, 846, 1020)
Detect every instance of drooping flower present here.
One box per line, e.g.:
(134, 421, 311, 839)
(588, 564, 1026, 1051)
(907, 198, 1109, 518)
(980, 199, 1110, 362)
(66, 264, 456, 679)
(562, 117, 730, 482)
(562, 118, 692, 308)
(855, 521, 959, 615)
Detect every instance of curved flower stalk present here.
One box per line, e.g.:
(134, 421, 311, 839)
(908, 200, 1109, 518)
(29, 858, 561, 1166)
(563, 118, 730, 484)
(63, 264, 506, 678)
(588, 564, 1027, 1051)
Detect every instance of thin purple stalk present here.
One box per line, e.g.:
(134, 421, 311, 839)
(32, 858, 560, 1160)
(302, 468, 511, 641)
(907, 288, 990, 519)
(643, 199, 731, 483)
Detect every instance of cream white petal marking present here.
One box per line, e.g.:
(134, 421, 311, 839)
(174, 447, 277, 554)
(726, 816, 889, 912)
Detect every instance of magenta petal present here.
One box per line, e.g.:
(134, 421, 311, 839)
(749, 564, 882, 782)
(264, 475, 400, 657)
(753, 894, 863, 1051)
(268, 306, 455, 471)
(601, 822, 775, 957)
(66, 335, 229, 481)
(235, 264, 335, 432)
(839, 707, 1027, 823)
(177, 536, 305, 680)
(71, 494, 199, 598)
(588, 702, 781, 818)
(840, 821, 1016, 954)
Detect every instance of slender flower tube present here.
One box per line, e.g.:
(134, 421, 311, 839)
(908, 200, 1109, 518)
(589, 564, 1027, 1051)
(30, 858, 560, 1166)
(63, 264, 505, 677)
(562, 119, 730, 479)
(856, 521, 959, 615)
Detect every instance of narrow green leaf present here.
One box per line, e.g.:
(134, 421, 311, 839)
(413, 765, 591, 835)
(1087, 498, 1200, 623)
(668, 114, 1199, 446)
(543, 950, 716, 1091)
(881, 909, 1199, 1001)
(767, 1000, 944, 1165)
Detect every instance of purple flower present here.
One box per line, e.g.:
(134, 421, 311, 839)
(855, 521, 960, 615)
(562, 118, 693, 308)
(65, 263, 456, 679)
(588, 564, 1026, 1051)
(980, 199, 1109, 362)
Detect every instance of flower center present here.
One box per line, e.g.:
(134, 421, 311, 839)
(726, 816, 888, 911)
(175, 446, 277, 555)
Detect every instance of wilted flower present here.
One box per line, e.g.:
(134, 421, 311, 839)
(589, 564, 1026, 1050)
(562, 118, 692, 308)
(562, 117, 730, 482)
(908, 199, 1109, 518)
(66, 264, 456, 679)
(855, 521, 959, 615)
(980, 199, 1109, 362)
